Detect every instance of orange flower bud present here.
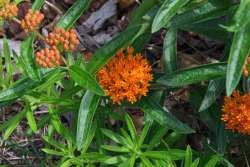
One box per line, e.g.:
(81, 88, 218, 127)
(35, 47, 62, 68)
(21, 9, 44, 32)
(0, 3, 18, 19)
(45, 28, 79, 51)
(243, 69, 249, 77)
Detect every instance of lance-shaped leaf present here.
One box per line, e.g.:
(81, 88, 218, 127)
(167, 1, 233, 29)
(56, 0, 91, 30)
(152, 0, 190, 33)
(138, 96, 194, 134)
(76, 91, 100, 150)
(226, 22, 250, 96)
(222, 0, 250, 32)
(130, 0, 158, 24)
(162, 28, 177, 73)
(199, 79, 225, 112)
(157, 63, 227, 88)
(181, 17, 228, 42)
(69, 65, 104, 96)
(20, 34, 40, 81)
(0, 69, 62, 103)
(32, 0, 45, 10)
(1, 111, 26, 140)
(25, 102, 37, 132)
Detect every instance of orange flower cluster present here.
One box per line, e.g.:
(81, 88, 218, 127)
(21, 9, 44, 32)
(243, 57, 250, 77)
(97, 47, 153, 104)
(0, 3, 18, 19)
(35, 46, 61, 68)
(222, 90, 250, 135)
(45, 28, 79, 51)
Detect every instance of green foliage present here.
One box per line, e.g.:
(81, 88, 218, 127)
(56, 0, 91, 30)
(226, 22, 250, 95)
(1, 0, 250, 166)
(152, 0, 190, 32)
(157, 63, 227, 87)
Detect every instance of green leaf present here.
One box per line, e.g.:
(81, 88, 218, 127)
(25, 103, 37, 132)
(167, 1, 233, 28)
(86, 24, 148, 74)
(56, 0, 91, 30)
(12, 50, 27, 77)
(222, 158, 234, 167)
(140, 156, 154, 167)
(102, 156, 128, 165)
(69, 65, 104, 96)
(41, 148, 66, 156)
(138, 122, 151, 147)
(0, 78, 37, 101)
(81, 152, 107, 162)
(34, 69, 63, 91)
(2, 111, 26, 140)
(222, 0, 250, 32)
(120, 128, 134, 147)
(143, 150, 185, 160)
(20, 34, 40, 81)
(199, 79, 225, 112)
(130, 0, 158, 24)
(162, 28, 177, 73)
(152, 0, 190, 32)
(60, 159, 73, 167)
(101, 129, 129, 146)
(157, 63, 227, 87)
(138, 96, 194, 134)
(191, 158, 200, 167)
(181, 17, 228, 42)
(148, 127, 168, 150)
(124, 113, 137, 141)
(32, 0, 45, 10)
(226, 22, 250, 96)
(129, 154, 137, 167)
(81, 121, 97, 152)
(48, 107, 72, 141)
(184, 145, 192, 167)
(42, 136, 66, 150)
(60, 158, 84, 167)
(204, 155, 221, 167)
(3, 38, 12, 84)
(0, 69, 62, 103)
(76, 91, 100, 150)
(101, 145, 130, 153)
(14, 0, 26, 4)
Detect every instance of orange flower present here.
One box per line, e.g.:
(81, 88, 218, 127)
(0, 3, 18, 19)
(45, 28, 79, 51)
(35, 46, 61, 68)
(222, 90, 250, 135)
(21, 9, 44, 32)
(97, 47, 153, 104)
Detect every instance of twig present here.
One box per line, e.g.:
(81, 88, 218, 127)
(44, 0, 63, 15)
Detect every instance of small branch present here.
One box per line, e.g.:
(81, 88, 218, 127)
(12, 17, 21, 24)
(44, 0, 63, 15)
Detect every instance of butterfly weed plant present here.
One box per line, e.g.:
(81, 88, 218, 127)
(0, 0, 250, 166)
